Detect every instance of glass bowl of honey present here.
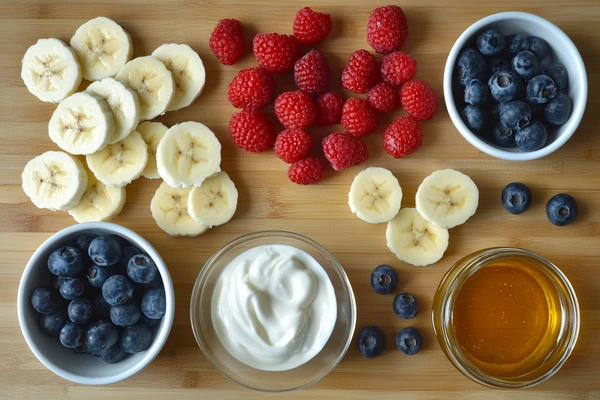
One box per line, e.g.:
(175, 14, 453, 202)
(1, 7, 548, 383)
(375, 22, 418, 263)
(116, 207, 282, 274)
(432, 248, 579, 389)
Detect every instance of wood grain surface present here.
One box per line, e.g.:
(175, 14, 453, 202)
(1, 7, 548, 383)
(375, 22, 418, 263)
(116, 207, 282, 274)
(1, 0, 599, 398)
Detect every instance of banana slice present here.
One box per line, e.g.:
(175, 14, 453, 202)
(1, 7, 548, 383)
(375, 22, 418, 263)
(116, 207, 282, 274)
(188, 171, 238, 227)
(86, 78, 141, 144)
(156, 122, 221, 188)
(386, 208, 449, 267)
(21, 38, 82, 103)
(86, 130, 148, 187)
(415, 169, 479, 229)
(137, 121, 168, 179)
(151, 43, 206, 112)
(115, 56, 175, 120)
(348, 167, 403, 224)
(151, 181, 208, 237)
(70, 16, 133, 81)
(21, 151, 87, 211)
(48, 92, 114, 155)
(68, 167, 126, 222)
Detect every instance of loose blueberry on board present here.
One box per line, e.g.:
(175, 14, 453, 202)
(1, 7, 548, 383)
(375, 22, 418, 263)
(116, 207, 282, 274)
(59, 278, 85, 300)
(369, 265, 398, 295)
(456, 48, 487, 86)
(396, 327, 423, 355)
(95, 343, 129, 364)
(31, 287, 62, 315)
(102, 275, 134, 306)
(110, 302, 141, 327)
(545, 63, 569, 91)
(85, 321, 119, 353)
(501, 182, 532, 214)
(546, 193, 578, 226)
(59, 322, 85, 348)
(506, 33, 529, 54)
(357, 326, 386, 358)
(491, 123, 516, 147)
(67, 298, 94, 324)
(52, 276, 68, 290)
(545, 92, 572, 125)
(527, 36, 551, 59)
(94, 293, 111, 321)
(460, 105, 487, 132)
(500, 100, 532, 131)
(526, 75, 556, 104)
(40, 311, 68, 336)
(488, 70, 523, 103)
(88, 236, 122, 267)
(75, 234, 97, 254)
(515, 121, 547, 151)
(87, 265, 116, 288)
(488, 57, 511, 75)
(48, 246, 84, 277)
(393, 293, 419, 319)
(464, 79, 489, 105)
(476, 29, 506, 56)
(511, 51, 542, 81)
(141, 288, 167, 320)
(120, 324, 153, 354)
(127, 254, 158, 284)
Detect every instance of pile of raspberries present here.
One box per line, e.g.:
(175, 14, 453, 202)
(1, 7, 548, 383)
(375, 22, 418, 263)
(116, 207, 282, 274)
(209, 5, 438, 185)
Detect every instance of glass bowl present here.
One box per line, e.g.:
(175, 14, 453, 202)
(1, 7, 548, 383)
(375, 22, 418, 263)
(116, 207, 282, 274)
(190, 231, 356, 392)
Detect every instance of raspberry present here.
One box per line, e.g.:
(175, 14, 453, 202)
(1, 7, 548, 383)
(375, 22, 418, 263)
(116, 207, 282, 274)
(294, 50, 331, 96)
(209, 19, 245, 65)
(253, 33, 302, 73)
(383, 116, 423, 158)
(322, 133, 368, 171)
(228, 68, 276, 109)
(400, 80, 438, 121)
(367, 5, 408, 54)
(316, 92, 344, 125)
(341, 98, 377, 136)
(367, 83, 398, 113)
(229, 109, 276, 153)
(381, 51, 417, 86)
(274, 91, 317, 129)
(341, 50, 380, 94)
(293, 7, 332, 45)
(274, 129, 313, 164)
(288, 158, 326, 185)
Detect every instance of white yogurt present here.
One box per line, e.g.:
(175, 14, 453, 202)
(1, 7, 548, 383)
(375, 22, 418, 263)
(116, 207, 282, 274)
(211, 244, 337, 371)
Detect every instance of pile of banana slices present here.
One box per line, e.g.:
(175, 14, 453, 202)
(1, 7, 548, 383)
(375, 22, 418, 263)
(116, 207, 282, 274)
(20, 17, 237, 237)
(348, 167, 479, 266)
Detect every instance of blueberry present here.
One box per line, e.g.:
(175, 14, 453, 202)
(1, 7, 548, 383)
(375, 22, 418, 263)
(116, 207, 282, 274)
(135, 274, 164, 290)
(357, 326, 386, 358)
(393, 293, 419, 319)
(52, 276, 68, 290)
(515, 121, 547, 151)
(464, 79, 489, 105)
(94, 293, 111, 321)
(455, 48, 487, 86)
(40, 311, 68, 336)
(88, 236, 122, 267)
(369, 265, 398, 295)
(488, 57, 511, 75)
(490, 103, 504, 121)
(476, 29, 506, 56)
(506, 33, 529, 54)
(102, 275, 134, 306)
(110, 302, 141, 327)
(59, 322, 85, 348)
(74, 343, 92, 355)
(526, 75, 556, 104)
(85, 321, 119, 352)
(501, 182, 532, 214)
(491, 122, 516, 147)
(546, 193, 578, 226)
(396, 327, 423, 355)
(94, 343, 129, 364)
(545, 63, 568, 91)
(511, 51, 542, 81)
(59, 278, 85, 300)
(75, 234, 97, 254)
(68, 298, 94, 324)
(87, 265, 116, 288)
(528, 36, 551, 59)
(460, 105, 487, 132)
(120, 323, 153, 354)
(139, 313, 162, 327)
(488, 70, 523, 103)
(545, 92, 572, 125)
(500, 100, 531, 130)
(48, 246, 84, 277)
(127, 255, 158, 284)
(31, 287, 62, 315)
(141, 288, 166, 320)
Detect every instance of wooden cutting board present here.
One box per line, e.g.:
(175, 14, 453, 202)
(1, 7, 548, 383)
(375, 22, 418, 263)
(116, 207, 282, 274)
(1, 0, 599, 398)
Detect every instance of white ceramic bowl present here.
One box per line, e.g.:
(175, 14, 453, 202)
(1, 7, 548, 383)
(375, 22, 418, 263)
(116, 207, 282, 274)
(17, 222, 175, 385)
(443, 12, 587, 161)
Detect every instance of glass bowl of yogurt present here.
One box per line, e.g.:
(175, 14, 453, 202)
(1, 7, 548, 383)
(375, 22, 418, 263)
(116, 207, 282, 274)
(190, 231, 356, 392)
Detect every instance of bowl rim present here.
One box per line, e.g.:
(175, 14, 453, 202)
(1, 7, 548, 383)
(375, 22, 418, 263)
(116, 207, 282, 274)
(190, 230, 357, 392)
(443, 11, 588, 161)
(17, 222, 175, 385)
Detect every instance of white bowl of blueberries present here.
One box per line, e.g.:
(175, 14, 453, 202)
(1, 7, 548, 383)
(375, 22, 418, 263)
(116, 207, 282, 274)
(444, 12, 587, 161)
(17, 222, 174, 385)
